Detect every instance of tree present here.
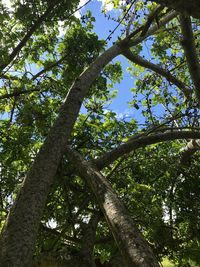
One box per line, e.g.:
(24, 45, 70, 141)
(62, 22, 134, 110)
(0, 0, 199, 266)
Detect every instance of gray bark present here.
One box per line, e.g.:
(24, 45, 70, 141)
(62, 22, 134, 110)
(0, 45, 121, 267)
(181, 139, 200, 165)
(180, 15, 200, 105)
(66, 147, 160, 267)
(0, 11, 177, 267)
(94, 131, 200, 170)
(108, 249, 124, 267)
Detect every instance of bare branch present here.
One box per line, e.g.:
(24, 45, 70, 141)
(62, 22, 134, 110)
(106, 0, 136, 41)
(122, 49, 191, 98)
(94, 131, 200, 170)
(180, 15, 200, 105)
(126, 5, 136, 36)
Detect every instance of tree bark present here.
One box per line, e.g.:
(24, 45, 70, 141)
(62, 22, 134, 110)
(108, 249, 124, 267)
(66, 147, 160, 267)
(80, 213, 101, 267)
(180, 139, 200, 165)
(152, 0, 200, 19)
(180, 15, 200, 105)
(0, 11, 176, 267)
(0, 45, 121, 267)
(94, 131, 200, 170)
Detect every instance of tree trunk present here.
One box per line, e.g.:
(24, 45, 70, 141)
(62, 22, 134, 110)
(0, 45, 120, 267)
(80, 213, 101, 267)
(66, 147, 160, 267)
(0, 11, 176, 266)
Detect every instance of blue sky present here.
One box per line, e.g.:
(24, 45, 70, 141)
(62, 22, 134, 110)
(1, 0, 147, 122)
(79, 1, 170, 124)
(79, 0, 138, 120)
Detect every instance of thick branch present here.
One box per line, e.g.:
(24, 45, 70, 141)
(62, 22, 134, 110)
(66, 147, 159, 267)
(122, 49, 191, 98)
(180, 15, 200, 105)
(140, 5, 164, 37)
(0, 44, 121, 267)
(0, 10, 178, 266)
(180, 139, 200, 165)
(80, 213, 101, 267)
(152, 0, 200, 19)
(94, 131, 200, 170)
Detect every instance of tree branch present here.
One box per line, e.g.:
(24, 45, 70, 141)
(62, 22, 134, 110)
(0, 1, 58, 74)
(180, 139, 200, 165)
(124, 10, 178, 47)
(94, 131, 200, 170)
(180, 15, 200, 105)
(122, 49, 191, 98)
(31, 55, 68, 80)
(140, 5, 164, 37)
(151, 0, 200, 19)
(80, 213, 101, 267)
(65, 146, 160, 267)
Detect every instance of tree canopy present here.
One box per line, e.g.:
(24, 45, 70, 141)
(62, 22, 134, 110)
(0, 1, 200, 267)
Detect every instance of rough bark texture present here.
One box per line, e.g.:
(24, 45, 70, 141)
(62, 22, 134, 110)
(94, 131, 200, 170)
(0, 45, 121, 267)
(0, 11, 177, 267)
(152, 0, 200, 18)
(66, 147, 160, 267)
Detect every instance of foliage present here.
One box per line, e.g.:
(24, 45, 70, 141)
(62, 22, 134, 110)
(0, 0, 200, 266)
